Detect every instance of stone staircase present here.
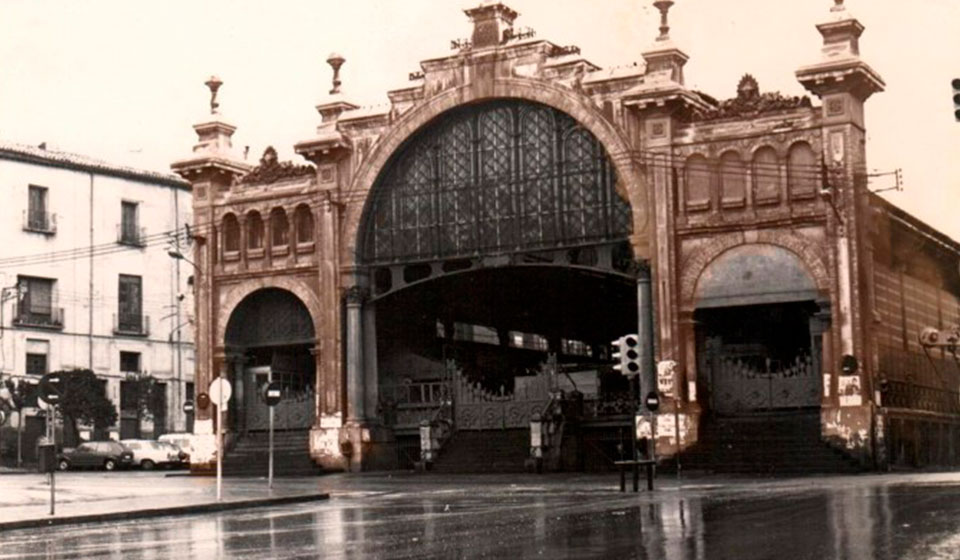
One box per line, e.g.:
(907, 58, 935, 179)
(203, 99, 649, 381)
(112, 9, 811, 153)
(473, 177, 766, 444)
(677, 412, 863, 475)
(222, 429, 321, 477)
(431, 429, 530, 473)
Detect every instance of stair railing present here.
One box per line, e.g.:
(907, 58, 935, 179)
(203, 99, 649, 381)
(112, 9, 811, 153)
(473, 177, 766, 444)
(530, 390, 565, 473)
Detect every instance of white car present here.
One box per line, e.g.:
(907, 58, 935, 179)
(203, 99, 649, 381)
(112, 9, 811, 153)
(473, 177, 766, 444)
(119, 439, 187, 470)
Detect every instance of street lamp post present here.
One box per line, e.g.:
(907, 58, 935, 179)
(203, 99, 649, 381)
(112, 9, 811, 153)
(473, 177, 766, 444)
(167, 247, 196, 433)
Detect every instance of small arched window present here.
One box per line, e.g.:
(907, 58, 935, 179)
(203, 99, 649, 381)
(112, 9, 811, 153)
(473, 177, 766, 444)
(294, 204, 314, 245)
(788, 142, 818, 199)
(270, 208, 289, 248)
(684, 154, 712, 211)
(222, 213, 240, 253)
(246, 211, 264, 250)
(720, 151, 745, 207)
(752, 147, 780, 204)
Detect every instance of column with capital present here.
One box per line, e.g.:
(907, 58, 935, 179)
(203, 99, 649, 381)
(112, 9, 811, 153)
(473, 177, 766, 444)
(344, 284, 368, 424)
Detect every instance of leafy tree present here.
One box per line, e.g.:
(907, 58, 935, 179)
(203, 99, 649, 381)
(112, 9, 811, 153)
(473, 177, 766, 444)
(122, 371, 163, 437)
(0, 375, 37, 466)
(57, 369, 117, 446)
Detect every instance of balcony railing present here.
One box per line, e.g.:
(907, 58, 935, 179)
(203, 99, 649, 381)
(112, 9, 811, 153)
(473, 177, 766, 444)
(113, 313, 150, 336)
(117, 225, 147, 247)
(12, 304, 64, 329)
(22, 210, 56, 234)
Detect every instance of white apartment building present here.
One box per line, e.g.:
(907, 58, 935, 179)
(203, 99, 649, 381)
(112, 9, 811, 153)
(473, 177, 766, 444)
(0, 141, 194, 450)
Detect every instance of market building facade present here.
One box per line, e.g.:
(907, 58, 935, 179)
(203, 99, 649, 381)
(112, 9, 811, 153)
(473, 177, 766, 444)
(173, 1, 960, 473)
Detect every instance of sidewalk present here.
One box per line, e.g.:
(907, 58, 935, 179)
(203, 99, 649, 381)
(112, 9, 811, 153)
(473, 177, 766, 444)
(0, 471, 329, 531)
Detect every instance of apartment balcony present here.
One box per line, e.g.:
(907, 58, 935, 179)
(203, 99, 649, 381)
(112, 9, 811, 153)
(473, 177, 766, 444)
(117, 225, 148, 247)
(113, 313, 150, 337)
(12, 304, 64, 330)
(22, 210, 57, 235)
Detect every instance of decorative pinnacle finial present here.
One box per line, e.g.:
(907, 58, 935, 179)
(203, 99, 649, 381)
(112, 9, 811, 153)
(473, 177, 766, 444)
(653, 0, 674, 41)
(204, 75, 223, 115)
(831, 0, 845, 12)
(326, 52, 345, 95)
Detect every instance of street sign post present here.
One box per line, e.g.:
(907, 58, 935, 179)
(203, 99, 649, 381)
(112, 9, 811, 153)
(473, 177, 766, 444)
(209, 378, 232, 502)
(264, 379, 281, 490)
(38, 372, 62, 515)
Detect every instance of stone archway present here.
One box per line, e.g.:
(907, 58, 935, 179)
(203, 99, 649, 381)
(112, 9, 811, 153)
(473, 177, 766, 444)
(224, 288, 317, 432)
(690, 244, 826, 415)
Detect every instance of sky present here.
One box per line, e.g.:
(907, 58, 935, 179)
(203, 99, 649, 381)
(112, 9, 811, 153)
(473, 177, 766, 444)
(1, 0, 958, 239)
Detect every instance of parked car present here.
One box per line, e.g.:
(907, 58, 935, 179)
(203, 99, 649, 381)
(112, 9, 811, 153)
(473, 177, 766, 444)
(120, 439, 188, 470)
(58, 441, 134, 471)
(158, 433, 200, 463)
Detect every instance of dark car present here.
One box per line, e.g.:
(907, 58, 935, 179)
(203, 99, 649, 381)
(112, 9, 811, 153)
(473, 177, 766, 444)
(58, 441, 134, 471)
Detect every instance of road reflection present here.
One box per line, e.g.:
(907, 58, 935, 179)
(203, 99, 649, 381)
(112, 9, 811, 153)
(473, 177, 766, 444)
(3, 479, 960, 559)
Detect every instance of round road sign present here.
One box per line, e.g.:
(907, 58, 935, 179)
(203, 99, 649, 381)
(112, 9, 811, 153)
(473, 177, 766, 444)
(264, 382, 282, 407)
(39, 373, 63, 405)
(645, 391, 660, 412)
(182, 400, 195, 414)
(209, 378, 232, 410)
(196, 392, 210, 410)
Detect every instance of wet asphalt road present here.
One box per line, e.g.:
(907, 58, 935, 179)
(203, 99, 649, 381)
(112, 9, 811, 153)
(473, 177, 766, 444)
(2, 472, 960, 559)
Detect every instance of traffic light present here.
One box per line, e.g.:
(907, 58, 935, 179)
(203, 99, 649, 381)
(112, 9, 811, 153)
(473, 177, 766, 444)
(953, 79, 960, 121)
(612, 334, 641, 376)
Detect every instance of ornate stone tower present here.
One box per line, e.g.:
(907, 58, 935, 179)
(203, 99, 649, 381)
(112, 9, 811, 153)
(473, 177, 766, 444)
(171, 77, 250, 449)
(796, 0, 884, 459)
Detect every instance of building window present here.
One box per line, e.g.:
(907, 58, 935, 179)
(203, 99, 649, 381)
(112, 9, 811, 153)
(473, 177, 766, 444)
(246, 211, 264, 251)
(719, 151, 746, 207)
(118, 201, 145, 246)
(120, 351, 141, 373)
(752, 147, 781, 204)
(787, 142, 818, 199)
(684, 154, 713, 212)
(25, 339, 49, 376)
(15, 276, 62, 328)
(294, 204, 314, 245)
(25, 185, 55, 233)
(270, 208, 289, 249)
(116, 274, 146, 335)
(222, 213, 240, 254)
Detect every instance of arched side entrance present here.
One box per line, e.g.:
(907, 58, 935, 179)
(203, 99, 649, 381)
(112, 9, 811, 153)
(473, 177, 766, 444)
(224, 288, 317, 432)
(693, 244, 827, 415)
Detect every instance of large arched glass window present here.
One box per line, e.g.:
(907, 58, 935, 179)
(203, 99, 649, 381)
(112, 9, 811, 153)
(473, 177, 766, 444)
(222, 213, 239, 253)
(788, 142, 818, 199)
(270, 208, 289, 248)
(752, 147, 780, 204)
(246, 211, 264, 250)
(294, 204, 314, 245)
(719, 151, 745, 207)
(359, 100, 631, 265)
(684, 154, 712, 211)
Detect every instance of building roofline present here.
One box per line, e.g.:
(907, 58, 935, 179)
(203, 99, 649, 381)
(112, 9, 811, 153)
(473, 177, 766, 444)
(0, 141, 191, 191)
(871, 192, 960, 256)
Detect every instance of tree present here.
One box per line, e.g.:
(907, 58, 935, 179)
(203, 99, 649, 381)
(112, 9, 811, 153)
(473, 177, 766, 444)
(57, 369, 117, 446)
(122, 371, 163, 437)
(0, 375, 37, 466)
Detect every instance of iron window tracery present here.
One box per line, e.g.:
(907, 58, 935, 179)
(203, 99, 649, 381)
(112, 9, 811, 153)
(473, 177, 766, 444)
(360, 100, 632, 265)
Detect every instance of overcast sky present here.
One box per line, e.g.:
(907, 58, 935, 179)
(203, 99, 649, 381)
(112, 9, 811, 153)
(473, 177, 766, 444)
(1, 0, 958, 238)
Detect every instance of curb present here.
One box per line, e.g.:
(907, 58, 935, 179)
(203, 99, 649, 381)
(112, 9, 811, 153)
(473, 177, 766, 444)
(0, 492, 330, 531)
